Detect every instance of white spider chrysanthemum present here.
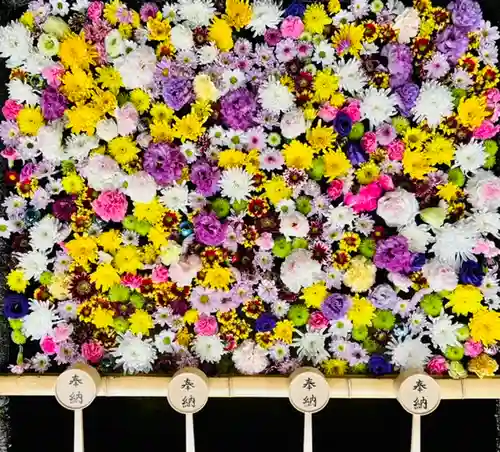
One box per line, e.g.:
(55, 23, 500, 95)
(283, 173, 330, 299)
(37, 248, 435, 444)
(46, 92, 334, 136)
(232, 340, 269, 374)
(412, 81, 453, 127)
(360, 87, 397, 128)
(22, 301, 59, 340)
(112, 332, 157, 375)
(160, 183, 190, 213)
(16, 251, 50, 280)
(334, 58, 368, 94)
(191, 335, 225, 363)
(428, 312, 461, 351)
(247, 0, 283, 36)
(29, 216, 69, 252)
(176, 0, 215, 28)
(219, 167, 254, 202)
(258, 79, 295, 114)
(0, 21, 33, 68)
(455, 140, 486, 173)
(8, 79, 39, 105)
(293, 328, 330, 365)
(387, 336, 431, 370)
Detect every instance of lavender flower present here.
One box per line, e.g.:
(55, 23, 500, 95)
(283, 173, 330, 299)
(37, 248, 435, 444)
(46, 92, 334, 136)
(143, 142, 186, 186)
(321, 294, 350, 320)
(369, 284, 399, 309)
(41, 87, 67, 120)
(395, 83, 419, 117)
(436, 26, 469, 64)
(220, 88, 257, 131)
(190, 161, 220, 196)
(162, 76, 193, 111)
(448, 0, 483, 32)
(374, 236, 413, 273)
(194, 211, 227, 246)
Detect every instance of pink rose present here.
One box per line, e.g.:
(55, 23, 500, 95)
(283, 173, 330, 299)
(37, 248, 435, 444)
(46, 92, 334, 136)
(473, 120, 500, 140)
(377, 174, 394, 191)
(115, 103, 139, 136)
(151, 265, 170, 283)
(342, 100, 361, 122)
(122, 273, 143, 288)
(194, 315, 218, 336)
(426, 355, 448, 375)
(41, 64, 65, 88)
(40, 336, 58, 355)
(318, 103, 338, 122)
(359, 182, 382, 199)
(87, 1, 104, 21)
(361, 131, 377, 153)
(386, 140, 405, 160)
(92, 190, 128, 222)
(327, 179, 344, 200)
(53, 323, 73, 343)
(256, 232, 274, 250)
(280, 16, 304, 39)
(2, 100, 22, 120)
(82, 341, 104, 364)
(464, 340, 483, 358)
(308, 311, 329, 330)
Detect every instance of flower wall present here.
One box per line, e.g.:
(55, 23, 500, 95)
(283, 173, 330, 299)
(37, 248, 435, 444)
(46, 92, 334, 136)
(0, 0, 500, 377)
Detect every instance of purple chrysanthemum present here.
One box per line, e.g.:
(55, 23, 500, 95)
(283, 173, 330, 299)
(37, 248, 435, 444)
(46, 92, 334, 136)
(321, 294, 350, 321)
(190, 161, 220, 196)
(143, 142, 186, 186)
(162, 76, 193, 111)
(436, 26, 470, 64)
(220, 87, 257, 131)
(374, 236, 413, 273)
(41, 87, 67, 120)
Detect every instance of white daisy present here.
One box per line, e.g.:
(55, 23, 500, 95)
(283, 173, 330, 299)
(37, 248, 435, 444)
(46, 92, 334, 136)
(180, 141, 201, 163)
(221, 69, 246, 92)
(334, 58, 368, 94)
(112, 332, 157, 375)
(124, 171, 157, 204)
(455, 140, 486, 173)
(191, 335, 225, 363)
(258, 78, 295, 114)
(412, 81, 453, 127)
(57, 300, 78, 321)
(452, 68, 473, 89)
(155, 330, 180, 354)
(271, 299, 290, 318)
(31, 353, 50, 373)
(49, 0, 70, 15)
(65, 134, 99, 161)
(247, 0, 283, 36)
(360, 87, 397, 128)
(328, 316, 353, 338)
(269, 341, 290, 362)
(312, 41, 336, 66)
(219, 167, 254, 202)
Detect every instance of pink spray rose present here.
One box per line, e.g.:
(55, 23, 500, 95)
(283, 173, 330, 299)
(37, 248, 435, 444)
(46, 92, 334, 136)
(41, 64, 65, 88)
(2, 100, 22, 120)
(40, 336, 58, 355)
(473, 120, 500, 139)
(327, 179, 344, 200)
(92, 190, 128, 222)
(280, 16, 304, 39)
(386, 140, 405, 160)
(194, 315, 218, 336)
(342, 100, 361, 122)
(256, 232, 274, 250)
(377, 174, 394, 191)
(361, 131, 377, 153)
(53, 323, 73, 343)
(82, 341, 104, 364)
(151, 265, 170, 283)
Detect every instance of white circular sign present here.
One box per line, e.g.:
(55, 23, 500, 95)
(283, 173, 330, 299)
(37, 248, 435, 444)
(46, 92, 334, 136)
(167, 368, 209, 414)
(55, 365, 100, 410)
(289, 367, 330, 414)
(397, 373, 441, 416)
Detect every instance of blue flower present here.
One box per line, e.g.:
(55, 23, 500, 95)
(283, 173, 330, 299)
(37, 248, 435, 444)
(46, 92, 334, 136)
(284, 1, 306, 17)
(410, 253, 426, 272)
(4, 294, 30, 319)
(346, 142, 367, 165)
(334, 112, 353, 137)
(255, 313, 277, 332)
(368, 354, 392, 376)
(459, 260, 484, 286)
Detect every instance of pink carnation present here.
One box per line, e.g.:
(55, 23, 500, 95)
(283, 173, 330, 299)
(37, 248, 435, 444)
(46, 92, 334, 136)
(473, 120, 500, 140)
(40, 336, 58, 355)
(82, 341, 104, 364)
(264, 28, 282, 46)
(486, 88, 500, 106)
(318, 103, 338, 122)
(2, 100, 22, 120)
(464, 340, 483, 358)
(377, 174, 394, 191)
(194, 315, 218, 336)
(116, 103, 139, 136)
(122, 273, 143, 289)
(327, 179, 344, 200)
(151, 265, 169, 283)
(361, 131, 377, 153)
(345, 182, 383, 213)
(41, 64, 65, 88)
(280, 16, 304, 39)
(342, 100, 361, 122)
(426, 355, 448, 375)
(87, 1, 104, 21)
(92, 190, 128, 222)
(386, 140, 405, 160)
(308, 311, 329, 330)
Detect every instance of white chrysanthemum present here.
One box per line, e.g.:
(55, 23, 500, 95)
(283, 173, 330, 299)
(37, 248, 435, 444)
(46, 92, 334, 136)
(430, 220, 478, 268)
(155, 330, 180, 354)
(328, 317, 353, 338)
(191, 335, 225, 363)
(112, 332, 157, 375)
(96, 119, 118, 142)
(360, 87, 397, 128)
(428, 312, 461, 351)
(466, 170, 500, 211)
(16, 251, 50, 280)
(197, 43, 218, 65)
(160, 183, 189, 213)
(455, 140, 486, 173)
(65, 134, 99, 161)
(247, 0, 283, 36)
(350, 0, 370, 18)
(281, 249, 324, 293)
(258, 79, 295, 114)
(387, 336, 431, 370)
(472, 211, 500, 238)
(312, 40, 336, 66)
(293, 328, 330, 365)
(334, 58, 368, 94)
(232, 340, 269, 374)
(22, 301, 59, 340)
(412, 81, 453, 127)
(49, 0, 69, 15)
(269, 342, 290, 362)
(114, 45, 156, 90)
(280, 212, 309, 238)
(124, 171, 157, 203)
(31, 353, 50, 373)
(271, 299, 290, 318)
(29, 216, 69, 252)
(81, 154, 125, 191)
(170, 24, 195, 50)
(326, 204, 356, 230)
(8, 79, 39, 105)
(399, 223, 434, 253)
(219, 167, 254, 202)
(38, 124, 64, 163)
(176, 0, 215, 27)
(0, 21, 33, 68)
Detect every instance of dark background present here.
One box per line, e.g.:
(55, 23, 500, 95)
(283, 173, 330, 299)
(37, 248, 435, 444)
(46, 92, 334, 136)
(0, 0, 498, 451)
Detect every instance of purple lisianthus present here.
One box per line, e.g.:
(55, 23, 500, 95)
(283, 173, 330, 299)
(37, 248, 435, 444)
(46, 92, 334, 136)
(191, 161, 220, 196)
(194, 211, 227, 246)
(284, 1, 306, 17)
(459, 260, 484, 286)
(255, 313, 277, 332)
(143, 142, 186, 186)
(220, 88, 257, 131)
(369, 284, 399, 310)
(368, 354, 392, 376)
(334, 112, 352, 137)
(346, 142, 367, 166)
(383, 43, 413, 88)
(4, 294, 29, 319)
(41, 87, 67, 120)
(321, 294, 350, 320)
(436, 26, 469, 64)
(374, 236, 413, 273)
(162, 76, 193, 111)
(448, 0, 483, 32)
(395, 83, 419, 117)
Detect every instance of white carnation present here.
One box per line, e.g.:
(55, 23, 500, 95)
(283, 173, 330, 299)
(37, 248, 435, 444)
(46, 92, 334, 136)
(8, 79, 39, 105)
(422, 259, 458, 292)
(412, 81, 453, 127)
(281, 249, 324, 293)
(466, 170, 500, 211)
(377, 189, 419, 227)
(393, 7, 421, 43)
(81, 154, 125, 191)
(170, 24, 195, 50)
(38, 124, 64, 163)
(114, 45, 156, 90)
(280, 212, 309, 239)
(232, 340, 269, 374)
(96, 119, 119, 142)
(280, 109, 307, 139)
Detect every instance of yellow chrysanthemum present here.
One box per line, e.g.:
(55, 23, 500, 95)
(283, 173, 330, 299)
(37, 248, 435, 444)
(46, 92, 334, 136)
(208, 17, 233, 52)
(263, 176, 292, 205)
(114, 245, 143, 274)
(150, 120, 175, 143)
(92, 306, 114, 329)
(66, 236, 98, 266)
(314, 69, 339, 102)
(96, 67, 123, 94)
(224, 0, 252, 30)
(356, 161, 380, 184)
(402, 150, 434, 180)
(130, 89, 151, 113)
(103, 0, 122, 24)
(307, 122, 335, 151)
(148, 226, 168, 249)
(283, 140, 315, 169)
(61, 67, 95, 103)
(134, 198, 165, 224)
(129, 309, 154, 335)
(470, 310, 500, 346)
(147, 14, 171, 41)
(193, 74, 219, 103)
(150, 103, 174, 122)
(327, 0, 341, 14)
(403, 127, 429, 151)
(97, 230, 122, 253)
(347, 294, 376, 326)
(174, 113, 205, 142)
(218, 150, 247, 168)
(62, 173, 85, 194)
(93, 89, 117, 115)
(468, 353, 499, 378)
(322, 358, 348, 377)
(445, 285, 483, 316)
(437, 182, 461, 202)
(274, 320, 294, 344)
(7, 269, 29, 293)
(66, 104, 101, 135)
(332, 23, 364, 56)
(426, 135, 455, 166)
(203, 265, 233, 290)
(323, 150, 351, 181)
(107, 136, 139, 165)
(59, 33, 97, 70)
(303, 4, 331, 34)
(17, 107, 44, 136)
(457, 96, 488, 129)
(301, 282, 328, 309)
(90, 263, 121, 292)
(344, 256, 376, 294)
